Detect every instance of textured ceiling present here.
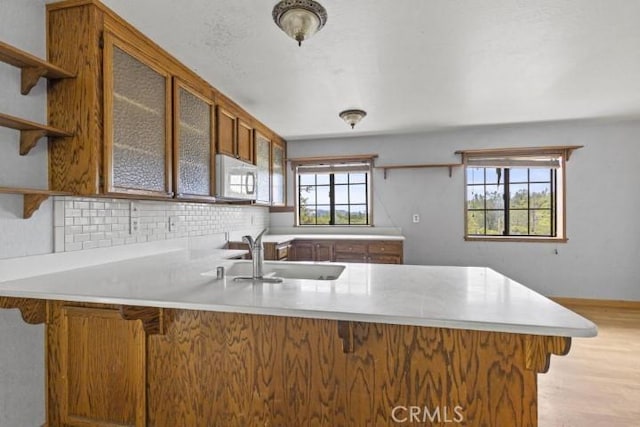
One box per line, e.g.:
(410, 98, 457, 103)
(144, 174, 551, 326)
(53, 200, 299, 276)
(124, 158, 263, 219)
(77, 1, 640, 140)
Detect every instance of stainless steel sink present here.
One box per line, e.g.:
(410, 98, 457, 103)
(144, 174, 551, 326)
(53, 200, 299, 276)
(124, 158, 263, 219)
(203, 261, 345, 281)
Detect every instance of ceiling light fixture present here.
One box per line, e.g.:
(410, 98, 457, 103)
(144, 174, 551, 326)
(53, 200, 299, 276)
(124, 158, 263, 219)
(339, 109, 367, 129)
(272, 0, 327, 47)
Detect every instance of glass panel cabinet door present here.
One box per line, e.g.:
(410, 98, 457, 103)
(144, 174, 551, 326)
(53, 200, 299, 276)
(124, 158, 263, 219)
(271, 142, 285, 206)
(174, 81, 214, 198)
(255, 133, 271, 204)
(104, 33, 172, 196)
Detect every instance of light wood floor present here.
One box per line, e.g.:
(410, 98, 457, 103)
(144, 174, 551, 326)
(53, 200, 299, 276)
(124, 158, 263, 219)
(538, 303, 640, 427)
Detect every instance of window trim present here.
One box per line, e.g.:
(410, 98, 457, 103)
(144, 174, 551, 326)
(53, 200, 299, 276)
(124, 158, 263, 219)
(458, 146, 582, 243)
(290, 154, 377, 227)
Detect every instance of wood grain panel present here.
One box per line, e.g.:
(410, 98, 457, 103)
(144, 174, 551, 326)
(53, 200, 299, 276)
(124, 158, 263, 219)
(47, 4, 103, 194)
(216, 106, 236, 157)
(47, 303, 146, 427)
(237, 119, 254, 164)
(0, 297, 46, 324)
(143, 311, 546, 426)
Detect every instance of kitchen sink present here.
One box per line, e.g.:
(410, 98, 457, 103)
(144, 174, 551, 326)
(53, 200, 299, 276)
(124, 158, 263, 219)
(203, 261, 345, 281)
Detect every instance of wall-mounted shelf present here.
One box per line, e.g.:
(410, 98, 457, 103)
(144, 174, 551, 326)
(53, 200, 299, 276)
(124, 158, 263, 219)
(455, 145, 584, 161)
(0, 40, 75, 95)
(0, 112, 72, 155)
(376, 163, 462, 179)
(0, 187, 71, 218)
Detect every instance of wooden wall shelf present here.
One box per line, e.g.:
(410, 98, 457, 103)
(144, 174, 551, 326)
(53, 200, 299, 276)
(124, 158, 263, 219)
(0, 112, 72, 155)
(0, 40, 75, 95)
(376, 163, 462, 179)
(0, 187, 71, 218)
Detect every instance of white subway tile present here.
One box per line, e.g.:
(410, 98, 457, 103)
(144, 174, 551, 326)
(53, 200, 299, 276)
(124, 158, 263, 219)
(75, 233, 91, 242)
(82, 241, 98, 250)
(65, 242, 83, 252)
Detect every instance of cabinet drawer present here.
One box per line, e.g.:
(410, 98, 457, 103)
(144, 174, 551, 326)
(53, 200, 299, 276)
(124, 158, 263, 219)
(276, 244, 289, 260)
(334, 254, 367, 263)
(369, 254, 402, 264)
(368, 241, 402, 255)
(334, 242, 367, 254)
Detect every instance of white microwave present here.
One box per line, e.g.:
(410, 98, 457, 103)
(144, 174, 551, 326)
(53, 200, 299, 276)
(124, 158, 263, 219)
(215, 154, 258, 201)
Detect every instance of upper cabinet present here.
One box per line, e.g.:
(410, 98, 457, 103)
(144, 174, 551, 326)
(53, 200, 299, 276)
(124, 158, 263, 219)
(46, 0, 284, 204)
(173, 79, 215, 200)
(271, 137, 286, 206)
(103, 33, 173, 197)
(254, 131, 271, 205)
(216, 106, 236, 159)
(237, 119, 254, 164)
(216, 103, 254, 164)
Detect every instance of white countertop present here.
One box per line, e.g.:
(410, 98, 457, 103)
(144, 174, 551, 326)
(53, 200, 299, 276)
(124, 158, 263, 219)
(0, 247, 596, 338)
(260, 234, 405, 244)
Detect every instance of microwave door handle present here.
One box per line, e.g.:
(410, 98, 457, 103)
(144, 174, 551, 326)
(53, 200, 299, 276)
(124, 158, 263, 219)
(245, 172, 256, 195)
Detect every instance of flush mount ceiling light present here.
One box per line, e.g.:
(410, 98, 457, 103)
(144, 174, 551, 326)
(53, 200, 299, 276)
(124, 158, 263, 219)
(272, 0, 328, 46)
(339, 109, 367, 129)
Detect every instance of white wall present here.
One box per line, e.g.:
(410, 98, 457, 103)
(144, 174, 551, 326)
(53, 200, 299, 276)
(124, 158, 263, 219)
(0, 1, 47, 425)
(283, 119, 640, 300)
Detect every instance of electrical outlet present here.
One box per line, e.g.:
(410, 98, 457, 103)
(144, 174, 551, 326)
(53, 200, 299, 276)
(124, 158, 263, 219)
(412, 214, 420, 223)
(130, 202, 140, 234)
(130, 217, 140, 234)
(168, 216, 178, 232)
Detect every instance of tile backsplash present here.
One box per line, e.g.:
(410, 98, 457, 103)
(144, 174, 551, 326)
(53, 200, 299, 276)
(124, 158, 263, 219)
(54, 196, 269, 252)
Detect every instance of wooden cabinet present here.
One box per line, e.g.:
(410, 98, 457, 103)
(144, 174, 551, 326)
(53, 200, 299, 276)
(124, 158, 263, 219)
(47, 1, 283, 201)
(367, 241, 404, 264)
(254, 131, 271, 204)
(228, 240, 292, 261)
(46, 303, 147, 427)
(294, 239, 404, 264)
(291, 240, 334, 262)
(103, 32, 173, 197)
(263, 241, 292, 261)
(231, 238, 402, 263)
(216, 104, 254, 164)
(334, 241, 369, 263)
(237, 119, 254, 163)
(216, 105, 236, 158)
(173, 79, 215, 199)
(271, 138, 286, 206)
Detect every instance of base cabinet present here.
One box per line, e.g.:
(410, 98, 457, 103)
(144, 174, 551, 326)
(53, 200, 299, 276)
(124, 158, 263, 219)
(227, 241, 292, 261)
(290, 240, 334, 262)
(42, 301, 564, 426)
(46, 303, 147, 427)
(230, 239, 404, 263)
(293, 239, 404, 264)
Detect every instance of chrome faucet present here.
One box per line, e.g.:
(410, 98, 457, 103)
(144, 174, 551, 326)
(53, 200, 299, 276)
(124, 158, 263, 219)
(244, 228, 267, 278)
(233, 228, 282, 283)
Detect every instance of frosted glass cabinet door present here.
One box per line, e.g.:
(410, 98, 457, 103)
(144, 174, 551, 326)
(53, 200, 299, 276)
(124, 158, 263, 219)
(174, 81, 214, 198)
(104, 34, 172, 196)
(271, 142, 285, 206)
(255, 133, 271, 204)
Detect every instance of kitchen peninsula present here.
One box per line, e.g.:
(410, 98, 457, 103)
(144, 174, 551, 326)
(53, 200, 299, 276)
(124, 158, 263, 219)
(0, 244, 595, 426)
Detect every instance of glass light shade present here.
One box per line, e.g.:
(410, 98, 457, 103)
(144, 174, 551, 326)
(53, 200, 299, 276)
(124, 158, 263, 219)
(279, 9, 320, 46)
(273, 0, 327, 46)
(339, 109, 367, 129)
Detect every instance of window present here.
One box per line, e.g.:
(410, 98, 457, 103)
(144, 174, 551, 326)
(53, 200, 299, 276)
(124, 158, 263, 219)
(458, 146, 581, 241)
(291, 155, 376, 226)
(466, 166, 558, 237)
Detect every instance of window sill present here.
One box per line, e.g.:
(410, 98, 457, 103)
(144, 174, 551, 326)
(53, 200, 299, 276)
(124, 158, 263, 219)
(464, 236, 568, 243)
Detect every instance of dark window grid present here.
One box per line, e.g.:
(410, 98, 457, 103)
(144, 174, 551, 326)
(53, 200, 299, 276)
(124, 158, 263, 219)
(298, 173, 369, 225)
(466, 168, 556, 237)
